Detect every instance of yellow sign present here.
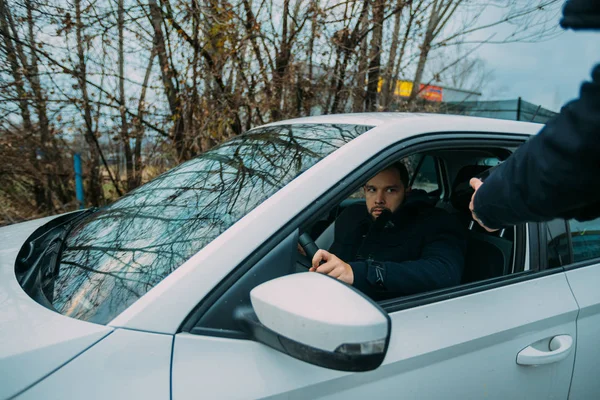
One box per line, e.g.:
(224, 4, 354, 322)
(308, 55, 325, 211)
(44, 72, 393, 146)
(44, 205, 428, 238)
(396, 81, 413, 97)
(377, 78, 414, 97)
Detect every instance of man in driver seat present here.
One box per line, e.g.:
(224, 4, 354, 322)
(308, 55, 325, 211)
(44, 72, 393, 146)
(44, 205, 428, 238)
(310, 162, 466, 300)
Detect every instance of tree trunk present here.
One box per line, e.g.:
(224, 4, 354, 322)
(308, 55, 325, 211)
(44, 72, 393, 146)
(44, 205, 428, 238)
(117, 0, 133, 190)
(8, 0, 59, 207)
(409, 0, 462, 104)
(352, 17, 369, 113)
(365, 0, 385, 111)
(381, 0, 405, 110)
(305, 0, 318, 115)
(24, 0, 71, 206)
(271, 0, 291, 120)
(409, 2, 438, 103)
(148, 0, 186, 160)
(133, 45, 156, 189)
(242, 0, 272, 107)
(330, 0, 370, 114)
(75, 0, 103, 206)
(0, 0, 51, 211)
(0, 0, 32, 134)
(393, 2, 418, 89)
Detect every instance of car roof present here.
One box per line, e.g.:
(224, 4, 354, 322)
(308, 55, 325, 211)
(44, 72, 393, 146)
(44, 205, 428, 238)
(259, 112, 543, 135)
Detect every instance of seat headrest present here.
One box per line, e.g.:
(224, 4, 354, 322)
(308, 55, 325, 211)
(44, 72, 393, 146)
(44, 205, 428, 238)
(450, 165, 491, 212)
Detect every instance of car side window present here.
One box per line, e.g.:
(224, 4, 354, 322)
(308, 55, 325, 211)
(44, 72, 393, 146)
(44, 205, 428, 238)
(569, 218, 600, 263)
(409, 155, 440, 194)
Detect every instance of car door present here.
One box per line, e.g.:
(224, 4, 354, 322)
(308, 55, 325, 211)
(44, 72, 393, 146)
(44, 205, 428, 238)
(172, 137, 578, 399)
(560, 217, 600, 399)
(172, 261, 577, 400)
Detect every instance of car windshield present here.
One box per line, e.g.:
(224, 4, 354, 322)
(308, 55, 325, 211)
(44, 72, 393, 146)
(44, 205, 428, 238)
(51, 123, 372, 324)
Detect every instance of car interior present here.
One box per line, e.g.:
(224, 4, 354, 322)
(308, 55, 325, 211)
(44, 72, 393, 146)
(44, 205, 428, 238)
(295, 147, 524, 285)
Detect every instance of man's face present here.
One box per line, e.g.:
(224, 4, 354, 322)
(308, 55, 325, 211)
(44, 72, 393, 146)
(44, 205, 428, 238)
(364, 168, 407, 219)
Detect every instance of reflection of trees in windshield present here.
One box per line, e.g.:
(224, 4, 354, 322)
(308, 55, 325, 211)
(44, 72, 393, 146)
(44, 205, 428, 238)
(52, 124, 371, 324)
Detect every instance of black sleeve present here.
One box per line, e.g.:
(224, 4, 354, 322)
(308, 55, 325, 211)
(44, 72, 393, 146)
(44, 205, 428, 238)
(328, 203, 368, 259)
(349, 214, 466, 298)
(473, 64, 600, 229)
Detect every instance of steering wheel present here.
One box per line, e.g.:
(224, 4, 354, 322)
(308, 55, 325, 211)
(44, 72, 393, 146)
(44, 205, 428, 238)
(299, 232, 320, 259)
(297, 232, 320, 270)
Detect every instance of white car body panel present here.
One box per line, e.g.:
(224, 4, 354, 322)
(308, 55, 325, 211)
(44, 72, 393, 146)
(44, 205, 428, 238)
(111, 114, 542, 335)
(565, 263, 600, 399)
(0, 216, 112, 400)
(173, 273, 577, 400)
(16, 329, 172, 400)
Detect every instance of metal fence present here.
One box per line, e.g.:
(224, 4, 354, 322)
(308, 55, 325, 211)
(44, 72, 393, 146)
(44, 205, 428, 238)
(442, 97, 558, 124)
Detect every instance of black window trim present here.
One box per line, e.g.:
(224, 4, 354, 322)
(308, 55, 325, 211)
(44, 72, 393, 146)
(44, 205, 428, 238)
(528, 222, 542, 271)
(565, 220, 575, 265)
(408, 154, 427, 188)
(539, 220, 550, 268)
(564, 258, 600, 270)
(408, 154, 443, 197)
(180, 132, 539, 336)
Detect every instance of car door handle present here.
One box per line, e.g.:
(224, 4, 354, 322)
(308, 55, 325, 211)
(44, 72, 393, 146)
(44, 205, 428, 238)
(517, 335, 574, 366)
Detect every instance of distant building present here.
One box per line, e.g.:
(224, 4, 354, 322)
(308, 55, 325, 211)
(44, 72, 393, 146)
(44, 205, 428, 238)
(385, 79, 557, 124)
(381, 79, 482, 103)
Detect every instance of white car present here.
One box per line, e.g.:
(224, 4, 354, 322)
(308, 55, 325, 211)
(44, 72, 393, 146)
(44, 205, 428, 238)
(2, 113, 599, 400)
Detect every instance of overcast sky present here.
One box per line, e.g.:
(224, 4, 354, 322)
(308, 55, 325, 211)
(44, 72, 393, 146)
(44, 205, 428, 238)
(476, 20, 600, 112)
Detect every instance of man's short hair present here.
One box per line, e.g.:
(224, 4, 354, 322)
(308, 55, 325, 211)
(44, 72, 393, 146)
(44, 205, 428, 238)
(387, 161, 409, 188)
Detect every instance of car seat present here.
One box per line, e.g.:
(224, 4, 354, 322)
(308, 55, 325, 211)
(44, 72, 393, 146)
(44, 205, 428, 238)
(450, 165, 513, 283)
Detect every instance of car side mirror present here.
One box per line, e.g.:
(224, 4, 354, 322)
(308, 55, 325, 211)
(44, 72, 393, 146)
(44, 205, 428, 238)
(234, 272, 391, 372)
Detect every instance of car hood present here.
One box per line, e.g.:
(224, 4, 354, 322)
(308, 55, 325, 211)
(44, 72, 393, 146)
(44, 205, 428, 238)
(0, 216, 113, 400)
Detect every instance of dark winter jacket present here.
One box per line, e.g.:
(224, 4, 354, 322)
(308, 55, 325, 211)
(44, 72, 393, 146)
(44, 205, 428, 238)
(329, 191, 466, 301)
(561, 0, 600, 30)
(473, 64, 600, 229)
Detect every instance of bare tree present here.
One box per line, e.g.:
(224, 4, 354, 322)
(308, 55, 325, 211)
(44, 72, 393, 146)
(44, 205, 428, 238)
(409, 0, 463, 103)
(365, 0, 385, 111)
(0, 0, 564, 225)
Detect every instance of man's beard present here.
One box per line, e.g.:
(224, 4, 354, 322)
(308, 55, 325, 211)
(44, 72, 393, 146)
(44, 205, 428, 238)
(369, 207, 390, 220)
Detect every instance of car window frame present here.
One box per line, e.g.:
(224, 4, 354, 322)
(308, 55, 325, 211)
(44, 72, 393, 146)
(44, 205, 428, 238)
(408, 154, 442, 195)
(541, 219, 570, 269)
(180, 133, 560, 336)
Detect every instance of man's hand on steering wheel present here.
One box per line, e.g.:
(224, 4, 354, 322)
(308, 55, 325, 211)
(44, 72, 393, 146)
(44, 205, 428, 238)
(310, 249, 354, 285)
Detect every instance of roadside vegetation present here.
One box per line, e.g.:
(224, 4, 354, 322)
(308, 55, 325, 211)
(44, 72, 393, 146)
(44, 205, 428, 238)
(0, 0, 561, 225)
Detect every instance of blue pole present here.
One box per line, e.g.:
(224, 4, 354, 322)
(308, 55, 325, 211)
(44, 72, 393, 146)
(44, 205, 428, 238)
(74, 153, 85, 209)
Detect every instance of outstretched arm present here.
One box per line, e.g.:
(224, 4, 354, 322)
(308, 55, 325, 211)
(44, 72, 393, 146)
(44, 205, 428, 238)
(471, 64, 600, 230)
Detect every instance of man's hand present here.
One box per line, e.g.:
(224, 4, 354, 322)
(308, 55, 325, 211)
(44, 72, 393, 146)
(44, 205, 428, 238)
(310, 249, 354, 285)
(469, 178, 497, 232)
